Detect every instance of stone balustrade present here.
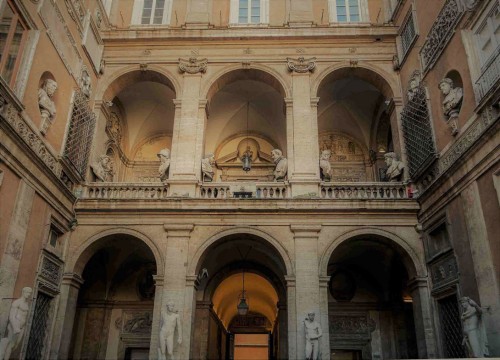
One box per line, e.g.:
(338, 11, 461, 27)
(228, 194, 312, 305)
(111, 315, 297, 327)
(83, 183, 168, 199)
(320, 182, 409, 200)
(199, 184, 231, 199)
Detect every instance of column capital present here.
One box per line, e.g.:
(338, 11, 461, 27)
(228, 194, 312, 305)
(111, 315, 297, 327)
(173, 99, 182, 108)
(310, 97, 320, 107)
(407, 277, 429, 292)
(285, 275, 296, 287)
(290, 224, 322, 236)
(62, 273, 84, 289)
(163, 224, 194, 236)
(153, 274, 164, 286)
(319, 275, 331, 288)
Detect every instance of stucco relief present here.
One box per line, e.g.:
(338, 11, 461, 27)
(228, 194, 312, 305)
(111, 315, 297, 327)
(178, 57, 208, 74)
(319, 133, 367, 182)
(106, 112, 121, 143)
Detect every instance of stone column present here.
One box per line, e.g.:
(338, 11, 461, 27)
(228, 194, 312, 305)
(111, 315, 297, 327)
(277, 302, 288, 360)
(319, 275, 331, 359)
(149, 275, 164, 359)
(51, 273, 84, 360)
(0, 180, 35, 336)
(169, 62, 206, 196)
(185, 0, 211, 28)
(461, 182, 500, 354)
(287, 63, 320, 197)
(290, 225, 323, 359)
(161, 224, 194, 360)
(285, 276, 297, 360)
(288, 0, 314, 26)
(407, 277, 437, 358)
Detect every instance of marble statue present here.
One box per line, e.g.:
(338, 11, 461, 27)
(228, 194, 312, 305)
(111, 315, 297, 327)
(158, 302, 182, 360)
(201, 153, 215, 182)
(157, 148, 171, 182)
(439, 77, 463, 135)
(80, 68, 92, 98)
(271, 149, 287, 181)
(38, 79, 58, 135)
(460, 297, 489, 358)
(384, 152, 404, 182)
(407, 72, 420, 101)
(91, 155, 114, 182)
(319, 149, 332, 181)
(304, 311, 322, 360)
(0, 287, 33, 360)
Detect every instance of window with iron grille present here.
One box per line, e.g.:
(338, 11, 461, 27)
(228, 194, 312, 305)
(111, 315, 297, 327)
(25, 292, 53, 360)
(438, 294, 466, 358)
(63, 90, 96, 178)
(399, 10, 417, 61)
(401, 86, 437, 179)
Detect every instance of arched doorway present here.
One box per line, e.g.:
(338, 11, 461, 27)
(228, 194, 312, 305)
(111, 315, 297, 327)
(326, 235, 419, 360)
(203, 68, 287, 182)
(192, 233, 288, 360)
(315, 67, 401, 182)
(68, 234, 158, 360)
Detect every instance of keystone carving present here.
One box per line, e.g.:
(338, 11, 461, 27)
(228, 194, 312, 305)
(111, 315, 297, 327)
(179, 57, 208, 74)
(286, 57, 316, 73)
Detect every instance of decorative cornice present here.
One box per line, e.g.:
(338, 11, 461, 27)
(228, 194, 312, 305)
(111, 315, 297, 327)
(178, 57, 208, 74)
(286, 57, 316, 73)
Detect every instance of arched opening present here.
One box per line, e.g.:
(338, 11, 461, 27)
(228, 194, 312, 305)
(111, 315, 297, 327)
(98, 70, 177, 182)
(316, 67, 399, 182)
(192, 233, 288, 360)
(204, 69, 287, 182)
(69, 234, 157, 359)
(326, 235, 419, 360)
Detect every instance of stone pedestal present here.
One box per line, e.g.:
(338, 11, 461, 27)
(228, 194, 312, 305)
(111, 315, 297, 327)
(288, 0, 314, 27)
(160, 225, 194, 360)
(185, 0, 211, 28)
(290, 225, 323, 358)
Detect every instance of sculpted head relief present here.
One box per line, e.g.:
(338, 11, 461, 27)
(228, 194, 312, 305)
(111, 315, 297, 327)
(91, 155, 115, 182)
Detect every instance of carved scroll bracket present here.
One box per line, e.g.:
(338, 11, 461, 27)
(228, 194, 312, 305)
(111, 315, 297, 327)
(286, 57, 316, 73)
(178, 57, 208, 74)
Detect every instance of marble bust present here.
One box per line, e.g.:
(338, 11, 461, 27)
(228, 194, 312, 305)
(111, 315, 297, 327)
(439, 77, 463, 135)
(384, 152, 404, 182)
(271, 149, 287, 181)
(201, 153, 215, 182)
(319, 149, 332, 181)
(91, 155, 114, 182)
(38, 79, 58, 135)
(157, 148, 171, 182)
(460, 296, 489, 358)
(0, 287, 33, 360)
(304, 311, 322, 360)
(158, 302, 182, 360)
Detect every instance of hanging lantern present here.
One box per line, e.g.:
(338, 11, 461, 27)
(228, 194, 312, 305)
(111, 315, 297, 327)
(237, 270, 249, 315)
(242, 149, 252, 172)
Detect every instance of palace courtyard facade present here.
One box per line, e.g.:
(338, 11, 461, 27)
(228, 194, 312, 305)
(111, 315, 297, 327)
(0, 0, 499, 359)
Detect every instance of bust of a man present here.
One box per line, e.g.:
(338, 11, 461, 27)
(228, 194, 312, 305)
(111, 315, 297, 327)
(271, 149, 287, 181)
(0, 287, 33, 360)
(201, 153, 215, 182)
(384, 152, 404, 182)
(91, 155, 114, 182)
(319, 149, 332, 181)
(439, 78, 463, 118)
(157, 148, 171, 182)
(38, 79, 58, 135)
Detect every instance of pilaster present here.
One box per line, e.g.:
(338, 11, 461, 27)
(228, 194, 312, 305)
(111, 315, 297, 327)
(290, 224, 323, 359)
(288, 0, 314, 27)
(319, 275, 331, 360)
(161, 224, 194, 360)
(149, 275, 164, 360)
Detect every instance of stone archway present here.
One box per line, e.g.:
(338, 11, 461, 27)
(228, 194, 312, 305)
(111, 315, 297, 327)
(321, 230, 434, 359)
(56, 231, 161, 360)
(190, 232, 290, 360)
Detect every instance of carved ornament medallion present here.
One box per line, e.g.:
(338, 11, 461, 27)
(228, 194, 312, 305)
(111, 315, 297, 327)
(286, 57, 316, 73)
(179, 57, 208, 74)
